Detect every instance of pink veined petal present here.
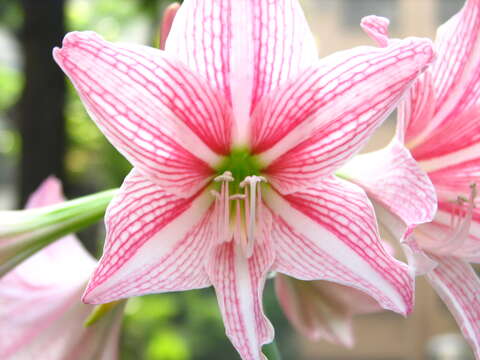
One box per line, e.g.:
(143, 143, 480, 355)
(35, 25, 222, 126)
(166, 0, 318, 144)
(265, 177, 415, 315)
(275, 275, 382, 347)
(398, 70, 436, 145)
(407, 0, 480, 148)
(426, 257, 480, 359)
(83, 169, 214, 304)
(359, 15, 438, 146)
(429, 0, 480, 127)
(428, 158, 480, 200)
(340, 138, 437, 229)
(206, 234, 275, 360)
(54, 31, 233, 196)
(251, 37, 434, 194)
(361, 15, 390, 47)
(413, 106, 480, 172)
(366, 201, 438, 275)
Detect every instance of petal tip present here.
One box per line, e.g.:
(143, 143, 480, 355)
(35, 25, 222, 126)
(361, 15, 391, 47)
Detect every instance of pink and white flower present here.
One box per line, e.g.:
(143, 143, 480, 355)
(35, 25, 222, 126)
(0, 178, 124, 360)
(53, 1, 434, 358)
(343, 4, 480, 357)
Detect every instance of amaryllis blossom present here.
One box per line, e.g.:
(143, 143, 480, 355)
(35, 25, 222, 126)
(343, 4, 480, 357)
(0, 177, 124, 360)
(53, 0, 435, 358)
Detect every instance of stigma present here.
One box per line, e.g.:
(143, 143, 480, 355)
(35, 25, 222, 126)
(211, 171, 267, 258)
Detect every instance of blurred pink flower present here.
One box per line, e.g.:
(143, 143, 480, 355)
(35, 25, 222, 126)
(345, 3, 480, 357)
(53, 1, 434, 358)
(275, 275, 382, 347)
(0, 178, 124, 360)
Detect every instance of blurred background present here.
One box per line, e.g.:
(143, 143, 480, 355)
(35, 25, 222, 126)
(0, 0, 476, 359)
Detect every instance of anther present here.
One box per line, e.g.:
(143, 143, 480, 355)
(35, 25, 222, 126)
(214, 171, 234, 183)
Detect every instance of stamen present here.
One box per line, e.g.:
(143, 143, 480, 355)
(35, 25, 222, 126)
(209, 171, 268, 257)
(213, 171, 234, 244)
(437, 183, 477, 254)
(240, 176, 267, 253)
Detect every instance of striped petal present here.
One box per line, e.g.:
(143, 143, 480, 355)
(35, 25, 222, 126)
(361, 15, 390, 47)
(166, 0, 318, 144)
(428, 158, 480, 200)
(414, 107, 480, 174)
(83, 170, 213, 304)
(266, 177, 414, 315)
(251, 37, 434, 193)
(54, 31, 232, 196)
(426, 257, 480, 359)
(339, 138, 437, 230)
(405, 0, 480, 148)
(430, 0, 480, 129)
(207, 238, 275, 360)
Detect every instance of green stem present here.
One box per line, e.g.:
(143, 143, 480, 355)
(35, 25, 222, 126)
(263, 340, 282, 360)
(0, 189, 118, 276)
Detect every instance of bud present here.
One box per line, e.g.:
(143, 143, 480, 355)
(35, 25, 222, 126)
(159, 2, 181, 50)
(0, 178, 117, 277)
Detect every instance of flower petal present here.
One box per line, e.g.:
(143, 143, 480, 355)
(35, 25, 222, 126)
(159, 3, 180, 50)
(275, 275, 382, 347)
(428, 158, 480, 200)
(54, 31, 232, 196)
(251, 37, 434, 193)
(398, 70, 436, 145)
(426, 257, 480, 359)
(83, 170, 213, 304)
(339, 138, 437, 228)
(415, 206, 480, 263)
(166, 0, 318, 143)
(0, 178, 123, 360)
(206, 239, 275, 360)
(361, 15, 390, 47)
(265, 177, 414, 315)
(429, 0, 480, 129)
(25, 176, 64, 209)
(414, 106, 480, 173)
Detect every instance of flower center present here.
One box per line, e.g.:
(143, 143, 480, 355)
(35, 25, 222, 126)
(211, 150, 266, 257)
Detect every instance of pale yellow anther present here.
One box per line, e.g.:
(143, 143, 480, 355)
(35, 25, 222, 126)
(210, 190, 221, 199)
(230, 194, 246, 200)
(214, 171, 234, 183)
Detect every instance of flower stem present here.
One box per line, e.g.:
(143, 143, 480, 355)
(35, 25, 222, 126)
(0, 189, 118, 276)
(263, 340, 282, 360)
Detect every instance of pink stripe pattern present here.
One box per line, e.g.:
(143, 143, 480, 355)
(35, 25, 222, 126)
(354, 9, 480, 357)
